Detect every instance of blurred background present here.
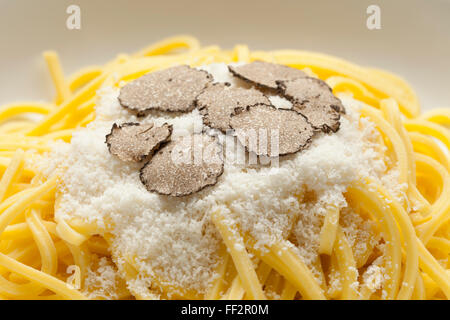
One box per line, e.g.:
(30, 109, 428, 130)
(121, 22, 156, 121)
(0, 0, 449, 110)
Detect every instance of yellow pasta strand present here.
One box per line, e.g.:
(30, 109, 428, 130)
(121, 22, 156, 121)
(248, 239, 326, 300)
(211, 210, 266, 300)
(133, 35, 200, 58)
(205, 249, 229, 300)
(43, 51, 71, 104)
(404, 119, 450, 150)
(419, 108, 450, 127)
(26, 75, 106, 136)
(417, 240, 450, 299)
(55, 219, 88, 247)
(319, 206, 340, 255)
(334, 228, 359, 299)
(0, 103, 53, 124)
(0, 149, 24, 202)
(0, 253, 86, 299)
(25, 209, 57, 275)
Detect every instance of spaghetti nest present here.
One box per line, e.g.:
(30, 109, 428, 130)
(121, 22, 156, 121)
(0, 35, 449, 300)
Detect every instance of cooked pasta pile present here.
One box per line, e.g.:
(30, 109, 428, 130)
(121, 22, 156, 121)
(0, 36, 448, 300)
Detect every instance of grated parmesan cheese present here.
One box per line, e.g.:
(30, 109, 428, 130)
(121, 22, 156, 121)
(364, 263, 385, 292)
(83, 256, 127, 300)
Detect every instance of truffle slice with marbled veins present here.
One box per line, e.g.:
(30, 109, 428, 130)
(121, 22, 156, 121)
(278, 77, 344, 133)
(228, 61, 308, 90)
(196, 83, 270, 132)
(140, 133, 224, 197)
(118, 65, 213, 114)
(230, 104, 314, 157)
(106, 122, 172, 162)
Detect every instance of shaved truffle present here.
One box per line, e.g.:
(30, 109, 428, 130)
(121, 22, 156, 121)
(230, 104, 314, 156)
(140, 134, 224, 197)
(196, 83, 270, 132)
(106, 122, 172, 162)
(228, 61, 307, 90)
(278, 77, 344, 133)
(118, 65, 213, 114)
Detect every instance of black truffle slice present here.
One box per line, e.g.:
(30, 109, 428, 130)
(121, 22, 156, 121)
(118, 65, 213, 114)
(196, 83, 270, 132)
(277, 77, 344, 133)
(140, 133, 224, 197)
(228, 61, 307, 90)
(230, 104, 314, 157)
(106, 122, 172, 162)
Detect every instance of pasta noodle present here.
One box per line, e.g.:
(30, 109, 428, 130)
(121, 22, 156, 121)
(0, 36, 448, 300)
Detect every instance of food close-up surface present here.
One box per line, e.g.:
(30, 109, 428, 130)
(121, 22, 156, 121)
(0, 0, 448, 302)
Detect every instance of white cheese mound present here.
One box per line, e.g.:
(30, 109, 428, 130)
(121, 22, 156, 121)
(35, 63, 406, 295)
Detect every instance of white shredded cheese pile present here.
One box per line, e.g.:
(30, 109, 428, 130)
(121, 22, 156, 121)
(36, 63, 407, 296)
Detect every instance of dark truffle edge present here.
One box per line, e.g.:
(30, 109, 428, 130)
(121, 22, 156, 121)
(105, 122, 139, 152)
(230, 103, 315, 157)
(118, 65, 214, 115)
(195, 82, 271, 133)
(228, 63, 278, 90)
(228, 61, 308, 91)
(139, 134, 225, 197)
(276, 77, 343, 133)
(105, 122, 173, 162)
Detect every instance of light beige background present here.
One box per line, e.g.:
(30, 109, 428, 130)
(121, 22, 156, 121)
(1, 0, 449, 111)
